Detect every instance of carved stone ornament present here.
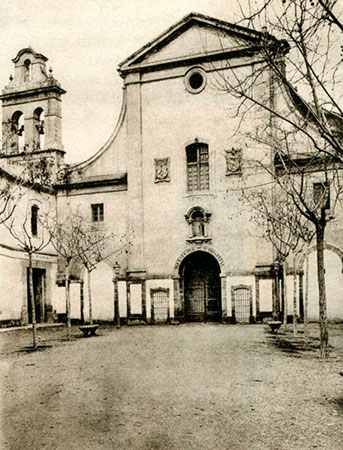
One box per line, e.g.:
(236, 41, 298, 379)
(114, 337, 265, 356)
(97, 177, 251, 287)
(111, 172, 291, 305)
(56, 168, 68, 182)
(185, 206, 212, 244)
(154, 157, 170, 183)
(225, 148, 242, 175)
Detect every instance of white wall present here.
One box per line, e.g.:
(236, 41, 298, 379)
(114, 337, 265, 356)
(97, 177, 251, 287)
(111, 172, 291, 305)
(259, 279, 273, 313)
(0, 254, 24, 320)
(285, 274, 299, 316)
(82, 262, 115, 321)
(118, 280, 127, 318)
(307, 250, 343, 321)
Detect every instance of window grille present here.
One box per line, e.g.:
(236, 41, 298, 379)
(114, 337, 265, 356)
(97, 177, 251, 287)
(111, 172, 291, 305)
(313, 182, 330, 210)
(232, 285, 252, 323)
(91, 203, 104, 222)
(151, 288, 169, 323)
(186, 143, 209, 192)
(31, 205, 39, 236)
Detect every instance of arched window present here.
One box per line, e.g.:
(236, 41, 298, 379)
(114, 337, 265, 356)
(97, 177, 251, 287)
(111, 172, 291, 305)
(31, 204, 39, 236)
(33, 107, 45, 150)
(23, 59, 32, 82)
(186, 142, 209, 191)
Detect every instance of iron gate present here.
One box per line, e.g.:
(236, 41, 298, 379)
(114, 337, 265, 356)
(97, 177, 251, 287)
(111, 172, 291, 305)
(151, 288, 169, 323)
(232, 285, 252, 323)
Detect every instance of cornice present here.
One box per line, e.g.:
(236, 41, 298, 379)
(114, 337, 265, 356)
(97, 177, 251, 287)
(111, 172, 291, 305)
(0, 84, 66, 101)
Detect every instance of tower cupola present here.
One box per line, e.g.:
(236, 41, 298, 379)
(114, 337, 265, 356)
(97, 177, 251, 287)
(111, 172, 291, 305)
(0, 48, 66, 155)
(0, 48, 66, 184)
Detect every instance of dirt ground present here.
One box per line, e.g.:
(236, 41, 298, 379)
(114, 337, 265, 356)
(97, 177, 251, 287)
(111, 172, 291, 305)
(0, 323, 342, 450)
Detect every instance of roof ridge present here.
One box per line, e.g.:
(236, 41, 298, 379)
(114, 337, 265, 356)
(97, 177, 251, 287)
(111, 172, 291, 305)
(118, 12, 264, 71)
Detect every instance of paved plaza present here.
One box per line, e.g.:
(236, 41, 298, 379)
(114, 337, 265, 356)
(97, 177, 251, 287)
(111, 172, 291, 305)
(0, 323, 343, 449)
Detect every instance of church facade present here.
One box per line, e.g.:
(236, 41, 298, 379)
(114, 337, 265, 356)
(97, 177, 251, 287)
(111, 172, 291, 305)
(1, 13, 342, 327)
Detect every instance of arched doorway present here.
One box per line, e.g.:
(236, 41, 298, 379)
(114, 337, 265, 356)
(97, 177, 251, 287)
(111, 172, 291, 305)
(180, 251, 221, 322)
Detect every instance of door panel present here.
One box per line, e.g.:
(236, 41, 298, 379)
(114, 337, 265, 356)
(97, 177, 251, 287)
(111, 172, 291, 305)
(27, 268, 46, 323)
(185, 282, 205, 320)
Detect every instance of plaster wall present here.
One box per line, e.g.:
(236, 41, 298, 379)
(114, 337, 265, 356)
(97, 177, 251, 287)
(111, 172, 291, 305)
(56, 189, 128, 274)
(0, 254, 24, 320)
(118, 280, 127, 317)
(285, 275, 300, 316)
(136, 63, 273, 277)
(82, 262, 115, 322)
(307, 249, 343, 321)
(259, 279, 273, 313)
(70, 99, 128, 179)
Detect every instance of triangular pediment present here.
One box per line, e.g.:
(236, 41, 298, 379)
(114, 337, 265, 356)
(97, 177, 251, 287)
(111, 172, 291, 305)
(118, 13, 264, 74)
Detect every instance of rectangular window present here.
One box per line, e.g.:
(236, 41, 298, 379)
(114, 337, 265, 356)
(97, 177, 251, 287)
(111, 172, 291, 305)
(313, 182, 330, 210)
(186, 143, 209, 192)
(91, 203, 104, 222)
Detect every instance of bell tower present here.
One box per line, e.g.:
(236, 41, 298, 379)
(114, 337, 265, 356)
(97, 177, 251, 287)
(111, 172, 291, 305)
(0, 48, 66, 182)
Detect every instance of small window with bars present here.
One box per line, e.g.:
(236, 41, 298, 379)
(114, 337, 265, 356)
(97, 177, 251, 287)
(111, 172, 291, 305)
(91, 203, 104, 222)
(186, 142, 209, 192)
(313, 182, 330, 210)
(31, 204, 39, 236)
(151, 288, 169, 323)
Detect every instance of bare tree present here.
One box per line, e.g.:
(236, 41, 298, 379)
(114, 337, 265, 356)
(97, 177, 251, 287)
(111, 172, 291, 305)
(242, 185, 314, 334)
(5, 194, 53, 349)
(44, 212, 123, 337)
(75, 226, 121, 326)
(0, 151, 54, 226)
(0, 168, 29, 225)
(44, 213, 89, 339)
(211, 0, 343, 357)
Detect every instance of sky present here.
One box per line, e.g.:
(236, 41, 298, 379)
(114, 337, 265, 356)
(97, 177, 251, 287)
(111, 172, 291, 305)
(0, 0, 242, 164)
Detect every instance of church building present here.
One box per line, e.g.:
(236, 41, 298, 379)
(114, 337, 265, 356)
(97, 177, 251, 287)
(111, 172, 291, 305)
(0, 13, 342, 327)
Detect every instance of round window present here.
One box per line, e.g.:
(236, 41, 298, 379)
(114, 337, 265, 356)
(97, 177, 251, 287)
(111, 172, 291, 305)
(185, 68, 206, 94)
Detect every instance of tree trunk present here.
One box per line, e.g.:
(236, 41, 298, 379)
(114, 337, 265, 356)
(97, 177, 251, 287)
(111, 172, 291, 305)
(80, 281, 84, 324)
(65, 263, 71, 339)
(274, 264, 280, 320)
(293, 254, 297, 337)
(87, 269, 93, 325)
(316, 224, 329, 358)
(304, 251, 309, 343)
(28, 252, 37, 349)
(282, 260, 288, 327)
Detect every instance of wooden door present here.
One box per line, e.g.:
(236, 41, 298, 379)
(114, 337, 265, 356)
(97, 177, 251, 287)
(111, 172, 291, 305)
(183, 252, 221, 322)
(27, 268, 46, 323)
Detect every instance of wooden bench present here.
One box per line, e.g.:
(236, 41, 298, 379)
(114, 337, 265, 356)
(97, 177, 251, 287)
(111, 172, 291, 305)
(267, 321, 282, 334)
(79, 324, 99, 337)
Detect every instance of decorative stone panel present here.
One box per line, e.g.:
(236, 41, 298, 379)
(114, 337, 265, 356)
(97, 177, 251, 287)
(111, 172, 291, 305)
(225, 148, 242, 175)
(154, 157, 170, 183)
